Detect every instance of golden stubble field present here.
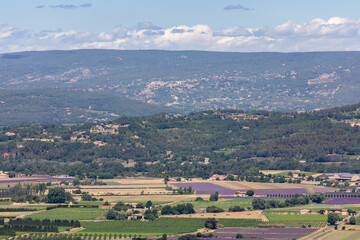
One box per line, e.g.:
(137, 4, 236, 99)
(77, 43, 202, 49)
(161, 210, 268, 221)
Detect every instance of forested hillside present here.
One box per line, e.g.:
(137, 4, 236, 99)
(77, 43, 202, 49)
(1, 50, 360, 125)
(1, 103, 360, 178)
(0, 89, 171, 126)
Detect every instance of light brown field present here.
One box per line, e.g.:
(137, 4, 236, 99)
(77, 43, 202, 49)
(96, 194, 204, 203)
(0, 211, 39, 218)
(103, 177, 166, 185)
(161, 210, 268, 221)
(82, 188, 172, 196)
(78, 177, 171, 196)
(213, 181, 319, 190)
(260, 170, 301, 175)
(312, 228, 360, 240)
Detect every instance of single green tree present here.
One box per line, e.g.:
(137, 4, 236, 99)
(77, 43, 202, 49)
(327, 213, 339, 225)
(47, 187, 66, 203)
(246, 190, 254, 196)
(349, 216, 356, 225)
(146, 200, 153, 209)
(209, 192, 219, 201)
(106, 209, 117, 220)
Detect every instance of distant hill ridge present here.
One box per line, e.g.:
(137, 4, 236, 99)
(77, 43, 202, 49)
(1, 50, 360, 125)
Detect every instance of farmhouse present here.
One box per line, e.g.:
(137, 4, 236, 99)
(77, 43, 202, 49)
(319, 173, 360, 182)
(209, 174, 226, 180)
(99, 205, 113, 209)
(235, 191, 248, 197)
(299, 209, 310, 215)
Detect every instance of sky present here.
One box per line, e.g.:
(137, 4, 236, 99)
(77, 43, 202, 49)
(1, 0, 360, 53)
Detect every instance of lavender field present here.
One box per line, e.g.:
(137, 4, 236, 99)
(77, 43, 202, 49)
(0, 175, 73, 183)
(321, 198, 360, 205)
(172, 183, 236, 195)
(171, 182, 332, 197)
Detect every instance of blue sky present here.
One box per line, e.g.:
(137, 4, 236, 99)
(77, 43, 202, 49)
(1, 0, 360, 53)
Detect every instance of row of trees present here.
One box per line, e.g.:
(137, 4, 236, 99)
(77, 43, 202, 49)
(161, 204, 195, 215)
(252, 195, 313, 210)
(8, 218, 80, 227)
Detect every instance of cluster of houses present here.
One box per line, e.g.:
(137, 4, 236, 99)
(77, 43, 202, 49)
(208, 174, 238, 180)
(99, 202, 148, 221)
(299, 209, 349, 216)
(318, 173, 360, 182)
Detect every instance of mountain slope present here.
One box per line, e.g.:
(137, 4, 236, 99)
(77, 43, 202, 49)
(1, 50, 360, 124)
(0, 89, 170, 126)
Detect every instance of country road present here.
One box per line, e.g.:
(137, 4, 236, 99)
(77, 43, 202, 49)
(304, 212, 360, 240)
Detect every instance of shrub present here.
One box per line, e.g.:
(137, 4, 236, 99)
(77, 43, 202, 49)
(246, 190, 254, 196)
(349, 216, 356, 225)
(204, 218, 218, 229)
(209, 192, 219, 201)
(235, 233, 243, 239)
(206, 205, 224, 213)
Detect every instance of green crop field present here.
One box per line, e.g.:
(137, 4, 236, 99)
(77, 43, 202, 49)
(76, 202, 105, 207)
(264, 204, 360, 213)
(28, 208, 107, 220)
(177, 198, 286, 210)
(265, 213, 327, 221)
(175, 198, 253, 209)
(265, 213, 328, 228)
(80, 218, 263, 236)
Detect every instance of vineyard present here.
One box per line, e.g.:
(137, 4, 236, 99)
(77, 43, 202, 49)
(265, 213, 328, 228)
(80, 218, 264, 235)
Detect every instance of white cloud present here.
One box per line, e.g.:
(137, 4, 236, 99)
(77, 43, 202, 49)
(2, 17, 360, 53)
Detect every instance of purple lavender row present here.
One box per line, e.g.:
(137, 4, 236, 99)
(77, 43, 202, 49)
(171, 182, 336, 196)
(214, 232, 306, 237)
(321, 198, 360, 204)
(172, 183, 236, 195)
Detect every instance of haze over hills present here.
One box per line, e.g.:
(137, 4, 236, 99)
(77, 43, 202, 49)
(1, 50, 360, 125)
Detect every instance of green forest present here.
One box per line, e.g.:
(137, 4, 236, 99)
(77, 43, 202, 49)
(1, 103, 360, 178)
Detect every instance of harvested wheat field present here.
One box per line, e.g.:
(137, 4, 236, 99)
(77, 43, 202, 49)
(162, 211, 268, 221)
(103, 177, 166, 185)
(82, 188, 172, 196)
(0, 211, 39, 218)
(260, 170, 301, 175)
(98, 194, 203, 202)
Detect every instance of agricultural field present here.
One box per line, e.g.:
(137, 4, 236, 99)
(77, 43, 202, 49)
(0, 176, 356, 239)
(175, 198, 254, 210)
(213, 181, 329, 191)
(161, 210, 267, 220)
(79, 178, 172, 196)
(315, 228, 360, 240)
(321, 198, 360, 205)
(98, 194, 198, 203)
(80, 218, 264, 236)
(212, 227, 318, 240)
(265, 213, 328, 228)
(28, 208, 108, 220)
(264, 203, 360, 213)
(172, 181, 332, 196)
